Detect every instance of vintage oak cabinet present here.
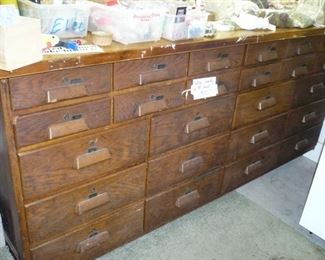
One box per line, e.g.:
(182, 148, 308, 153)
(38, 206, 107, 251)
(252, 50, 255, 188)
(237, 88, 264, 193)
(0, 28, 324, 259)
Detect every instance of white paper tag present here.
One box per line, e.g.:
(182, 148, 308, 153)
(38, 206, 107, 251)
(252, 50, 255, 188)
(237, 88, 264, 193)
(191, 77, 218, 100)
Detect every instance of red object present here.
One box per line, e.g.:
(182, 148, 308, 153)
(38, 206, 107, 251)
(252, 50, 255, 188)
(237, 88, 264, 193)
(106, 0, 118, 6)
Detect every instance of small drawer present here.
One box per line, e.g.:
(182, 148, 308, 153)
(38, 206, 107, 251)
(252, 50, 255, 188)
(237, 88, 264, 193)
(293, 72, 325, 107)
(286, 99, 325, 137)
(286, 36, 322, 57)
(233, 82, 294, 129)
(145, 168, 223, 231)
(26, 164, 145, 246)
(31, 202, 144, 260)
(150, 95, 236, 156)
(10, 64, 112, 111)
(15, 98, 110, 147)
(189, 45, 245, 76)
(114, 81, 185, 122)
(186, 69, 240, 103)
(281, 54, 316, 81)
(227, 115, 286, 162)
(239, 63, 281, 91)
(222, 143, 280, 194)
(317, 51, 325, 72)
(279, 124, 322, 164)
(19, 120, 148, 201)
(244, 41, 288, 65)
(147, 134, 228, 196)
(114, 54, 188, 90)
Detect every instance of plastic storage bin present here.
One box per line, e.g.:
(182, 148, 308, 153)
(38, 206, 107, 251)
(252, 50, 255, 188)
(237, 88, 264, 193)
(18, 0, 90, 38)
(88, 2, 165, 44)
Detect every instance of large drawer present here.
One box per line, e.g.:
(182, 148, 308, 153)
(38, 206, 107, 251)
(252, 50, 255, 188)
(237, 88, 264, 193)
(147, 134, 228, 196)
(31, 202, 144, 260)
(26, 164, 146, 246)
(19, 120, 148, 201)
(10, 64, 112, 110)
(189, 45, 245, 76)
(281, 54, 316, 81)
(286, 36, 322, 57)
(286, 99, 325, 137)
(15, 98, 110, 147)
(114, 54, 188, 90)
(150, 95, 236, 156)
(222, 143, 280, 194)
(233, 82, 294, 129)
(239, 62, 281, 91)
(227, 115, 286, 162)
(293, 72, 325, 107)
(145, 168, 223, 231)
(114, 81, 185, 122)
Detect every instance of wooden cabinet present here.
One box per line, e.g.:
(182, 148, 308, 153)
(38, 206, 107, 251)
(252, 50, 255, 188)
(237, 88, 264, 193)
(0, 28, 324, 260)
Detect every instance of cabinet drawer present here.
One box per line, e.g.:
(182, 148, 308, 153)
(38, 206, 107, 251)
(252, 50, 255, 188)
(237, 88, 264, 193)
(286, 99, 325, 137)
(227, 115, 286, 162)
(186, 69, 240, 103)
(114, 54, 188, 90)
(150, 95, 236, 156)
(244, 41, 288, 65)
(145, 168, 223, 231)
(26, 164, 145, 246)
(281, 54, 316, 81)
(293, 72, 325, 107)
(222, 144, 280, 194)
(148, 134, 228, 196)
(114, 81, 185, 122)
(15, 98, 110, 147)
(10, 64, 112, 111)
(239, 63, 281, 91)
(189, 45, 245, 76)
(279, 124, 322, 164)
(19, 120, 148, 201)
(31, 202, 144, 260)
(317, 51, 325, 72)
(286, 36, 322, 57)
(233, 82, 294, 128)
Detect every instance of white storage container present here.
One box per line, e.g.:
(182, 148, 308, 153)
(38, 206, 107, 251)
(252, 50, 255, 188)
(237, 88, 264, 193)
(18, 0, 90, 38)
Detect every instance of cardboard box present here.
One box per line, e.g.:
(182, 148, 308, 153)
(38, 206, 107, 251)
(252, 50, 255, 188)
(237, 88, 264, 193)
(0, 16, 42, 71)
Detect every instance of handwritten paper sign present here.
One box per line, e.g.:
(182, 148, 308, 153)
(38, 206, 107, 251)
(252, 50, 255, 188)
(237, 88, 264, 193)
(191, 77, 218, 100)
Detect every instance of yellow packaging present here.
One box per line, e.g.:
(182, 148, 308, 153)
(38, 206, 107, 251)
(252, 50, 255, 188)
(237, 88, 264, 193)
(0, 0, 18, 7)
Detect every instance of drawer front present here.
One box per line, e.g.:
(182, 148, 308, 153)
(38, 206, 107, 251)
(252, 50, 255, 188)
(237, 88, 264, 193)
(317, 51, 325, 72)
(31, 202, 144, 260)
(114, 54, 188, 90)
(150, 95, 236, 156)
(186, 69, 240, 103)
(239, 62, 281, 91)
(279, 124, 322, 164)
(244, 41, 288, 65)
(15, 98, 110, 147)
(26, 164, 145, 246)
(286, 99, 325, 137)
(189, 45, 245, 76)
(281, 54, 316, 81)
(233, 82, 294, 128)
(227, 115, 286, 162)
(145, 168, 223, 231)
(222, 144, 280, 194)
(19, 120, 148, 201)
(147, 134, 228, 196)
(114, 81, 185, 122)
(10, 64, 112, 110)
(286, 36, 322, 57)
(293, 72, 325, 107)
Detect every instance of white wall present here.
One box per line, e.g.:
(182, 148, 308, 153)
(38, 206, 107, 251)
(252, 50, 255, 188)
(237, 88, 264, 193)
(0, 215, 5, 248)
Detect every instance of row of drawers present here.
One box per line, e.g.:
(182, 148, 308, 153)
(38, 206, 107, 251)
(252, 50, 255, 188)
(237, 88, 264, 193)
(28, 122, 322, 259)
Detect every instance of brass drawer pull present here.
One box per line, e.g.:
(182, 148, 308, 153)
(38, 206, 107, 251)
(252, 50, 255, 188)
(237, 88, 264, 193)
(207, 53, 230, 71)
(76, 192, 109, 215)
(257, 96, 277, 111)
(310, 83, 325, 94)
(139, 64, 169, 85)
(175, 190, 200, 208)
(185, 116, 210, 134)
(291, 64, 308, 78)
(251, 71, 272, 87)
(179, 156, 203, 174)
(257, 47, 278, 63)
(301, 112, 317, 124)
(244, 160, 262, 175)
(47, 84, 87, 103)
(250, 130, 269, 144)
(48, 118, 89, 139)
(75, 148, 111, 169)
(294, 139, 309, 151)
(77, 230, 109, 253)
(138, 97, 167, 116)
